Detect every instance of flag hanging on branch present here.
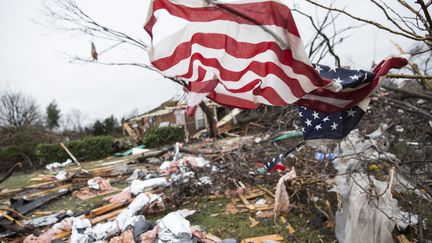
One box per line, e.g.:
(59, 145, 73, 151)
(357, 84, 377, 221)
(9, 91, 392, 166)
(299, 64, 377, 145)
(144, 0, 407, 115)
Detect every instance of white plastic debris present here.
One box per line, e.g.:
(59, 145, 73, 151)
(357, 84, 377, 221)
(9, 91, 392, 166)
(116, 193, 154, 230)
(87, 178, 100, 190)
(160, 161, 172, 171)
(173, 142, 182, 161)
(58, 188, 69, 193)
(193, 157, 210, 168)
(158, 212, 193, 243)
(55, 171, 69, 181)
(170, 171, 195, 183)
(85, 221, 118, 241)
(132, 147, 149, 155)
(331, 129, 399, 243)
(255, 198, 266, 205)
(176, 209, 196, 218)
(23, 211, 72, 227)
(211, 165, 219, 173)
(396, 211, 419, 230)
(72, 193, 159, 242)
(70, 218, 92, 243)
(130, 178, 170, 195)
(198, 176, 212, 185)
(275, 168, 297, 215)
(127, 169, 147, 181)
(46, 159, 73, 171)
(332, 173, 398, 243)
(393, 173, 432, 202)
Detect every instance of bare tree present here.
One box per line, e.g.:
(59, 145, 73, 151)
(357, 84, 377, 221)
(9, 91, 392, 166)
(62, 108, 87, 132)
(300, 0, 432, 89)
(0, 90, 41, 130)
(40, 0, 186, 86)
(40, 0, 222, 136)
(291, 4, 363, 67)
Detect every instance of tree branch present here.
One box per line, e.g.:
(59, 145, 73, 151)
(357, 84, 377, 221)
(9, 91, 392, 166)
(304, 0, 431, 42)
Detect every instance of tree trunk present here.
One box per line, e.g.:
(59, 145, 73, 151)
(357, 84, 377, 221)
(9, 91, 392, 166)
(199, 102, 217, 138)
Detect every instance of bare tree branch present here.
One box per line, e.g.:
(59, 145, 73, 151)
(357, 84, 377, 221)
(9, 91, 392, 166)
(304, 0, 432, 42)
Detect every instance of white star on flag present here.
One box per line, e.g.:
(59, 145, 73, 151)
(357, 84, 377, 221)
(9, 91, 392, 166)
(333, 77, 343, 84)
(328, 66, 337, 72)
(349, 74, 360, 80)
(322, 116, 330, 122)
(305, 119, 312, 126)
(315, 65, 323, 73)
(331, 122, 338, 130)
(347, 109, 357, 117)
(314, 124, 322, 130)
(312, 111, 320, 119)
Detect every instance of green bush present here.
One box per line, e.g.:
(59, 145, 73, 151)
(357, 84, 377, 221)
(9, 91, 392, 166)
(36, 136, 115, 165)
(143, 126, 185, 148)
(0, 127, 53, 169)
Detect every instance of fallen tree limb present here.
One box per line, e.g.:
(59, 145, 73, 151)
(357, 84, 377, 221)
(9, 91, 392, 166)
(382, 84, 432, 101)
(378, 96, 432, 119)
(0, 163, 21, 185)
(386, 74, 432, 80)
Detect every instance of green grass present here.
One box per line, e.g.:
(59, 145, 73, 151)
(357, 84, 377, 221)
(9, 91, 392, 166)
(145, 197, 337, 242)
(0, 170, 44, 189)
(187, 198, 277, 239)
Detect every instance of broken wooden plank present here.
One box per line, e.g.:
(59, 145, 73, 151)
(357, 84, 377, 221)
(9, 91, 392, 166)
(286, 224, 296, 234)
(54, 231, 70, 240)
(241, 234, 284, 243)
(396, 234, 412, 243)
(238, 194, 255, 211)
(231, 191, 266, 202)
(90, 208, 123, 225)
(60, 142, 80, 166)
(87, 201, 128, 217)
(23, 184, 72, 200)
(236, 204, 274, 212)
(249, 216, 259, 228)
(258, 185, 275, 198)
(0, 181, 65, 199)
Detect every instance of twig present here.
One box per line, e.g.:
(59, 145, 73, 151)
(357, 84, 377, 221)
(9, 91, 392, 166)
(381, 84, 432, 101)
(378, 96, 432, 119)
(304, 0, 431, 41)
(386, 74, 432, 79)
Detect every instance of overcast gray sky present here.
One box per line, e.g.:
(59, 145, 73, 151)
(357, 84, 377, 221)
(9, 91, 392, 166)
(0, 0, 414, 125)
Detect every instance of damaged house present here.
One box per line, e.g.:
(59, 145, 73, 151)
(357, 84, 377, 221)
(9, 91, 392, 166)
(123, 97, 241, 140)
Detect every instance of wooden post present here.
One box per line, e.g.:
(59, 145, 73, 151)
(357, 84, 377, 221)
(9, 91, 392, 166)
(122, 122, 139, 142)
(60, 143, 80, 166)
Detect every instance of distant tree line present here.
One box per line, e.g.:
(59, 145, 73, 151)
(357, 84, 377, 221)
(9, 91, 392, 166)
(0, 88, 124, 170)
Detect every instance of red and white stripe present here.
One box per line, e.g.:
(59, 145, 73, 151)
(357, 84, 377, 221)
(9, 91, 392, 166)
(144, 0, 407, 114)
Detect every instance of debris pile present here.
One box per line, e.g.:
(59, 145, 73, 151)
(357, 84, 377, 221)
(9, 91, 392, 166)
(0, 90, 431, 242)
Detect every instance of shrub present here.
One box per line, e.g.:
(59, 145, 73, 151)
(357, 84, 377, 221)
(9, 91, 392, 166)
(142, 126, 185, 148)
(36, 136, 115, 165)
(0, 127, 53, 169)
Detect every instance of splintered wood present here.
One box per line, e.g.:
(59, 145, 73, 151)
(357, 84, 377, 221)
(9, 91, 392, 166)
(241, 234, 284, 243)
(230, 187, 275, 213)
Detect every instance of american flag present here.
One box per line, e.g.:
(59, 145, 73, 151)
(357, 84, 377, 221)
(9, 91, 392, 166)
(299, 64, 376, 144)
(144, 0, 407, 114)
